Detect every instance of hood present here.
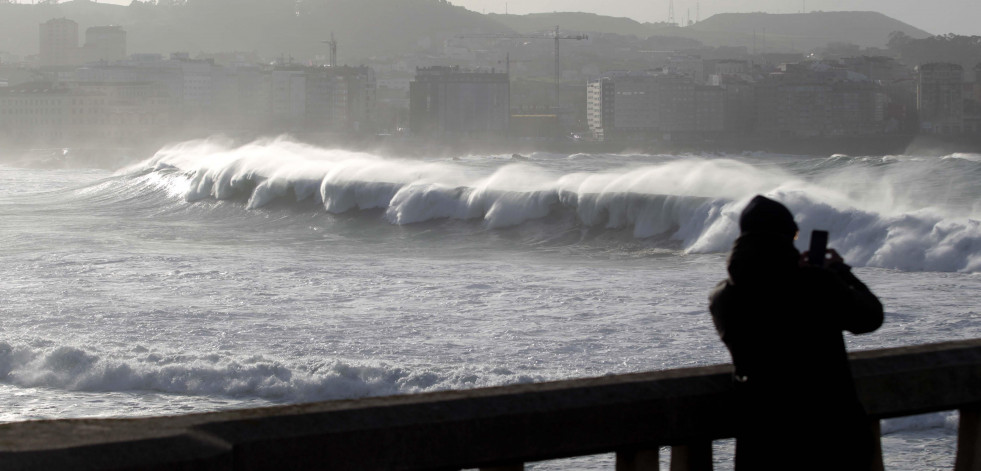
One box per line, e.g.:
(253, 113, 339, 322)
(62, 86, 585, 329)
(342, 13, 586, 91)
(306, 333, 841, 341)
(739, 195, 799, 237)
(727, 232, 801, 286)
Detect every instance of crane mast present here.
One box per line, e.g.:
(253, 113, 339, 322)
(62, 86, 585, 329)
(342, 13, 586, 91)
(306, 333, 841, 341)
(458, 26, 587, 117)
(322, 33, 338, 68)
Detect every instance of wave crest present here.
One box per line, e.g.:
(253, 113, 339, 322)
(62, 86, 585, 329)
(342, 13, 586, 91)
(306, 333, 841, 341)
(119, 138, 981, 273)
(0, 342, 544, 402)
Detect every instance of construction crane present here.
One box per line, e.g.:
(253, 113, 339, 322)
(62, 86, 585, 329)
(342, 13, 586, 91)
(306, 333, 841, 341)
(322, 33, 337, 67)
(459, 26, 588, 115)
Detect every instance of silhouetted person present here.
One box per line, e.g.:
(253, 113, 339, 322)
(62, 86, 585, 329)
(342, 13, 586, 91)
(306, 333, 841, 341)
(709, 195, 883, 470)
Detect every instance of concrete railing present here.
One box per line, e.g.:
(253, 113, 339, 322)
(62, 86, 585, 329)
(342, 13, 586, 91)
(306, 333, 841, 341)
(1, 338, 980, 471)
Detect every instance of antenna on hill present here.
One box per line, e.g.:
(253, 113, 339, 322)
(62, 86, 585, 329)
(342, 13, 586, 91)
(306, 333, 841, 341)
(696, 2, 700, 23)
(668, 0, 675, 25)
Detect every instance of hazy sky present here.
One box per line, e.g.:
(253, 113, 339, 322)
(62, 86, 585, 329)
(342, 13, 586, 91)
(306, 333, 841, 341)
(88, 0, 978, 36)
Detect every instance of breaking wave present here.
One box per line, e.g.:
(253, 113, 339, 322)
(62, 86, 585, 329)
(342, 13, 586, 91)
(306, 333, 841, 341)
(0, 342, 543, 403)
(99, 137, 981, 273)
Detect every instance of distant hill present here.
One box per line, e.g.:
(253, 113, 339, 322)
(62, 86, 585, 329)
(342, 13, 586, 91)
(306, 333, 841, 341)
(487, 10, 931, 52)
(677, 11, 932, 51)
(0, 0, 513, 62)
(487, 12, 671, 38)
(0, 3, 934, 62)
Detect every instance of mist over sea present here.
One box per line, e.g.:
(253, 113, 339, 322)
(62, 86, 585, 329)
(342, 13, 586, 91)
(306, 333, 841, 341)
(1, 138, 978, 469)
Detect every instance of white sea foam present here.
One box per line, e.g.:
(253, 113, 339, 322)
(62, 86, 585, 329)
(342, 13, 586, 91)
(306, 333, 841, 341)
(2, 150, 977, 471)
(131, 138, 981, 273)
(0, 342, 542, 402)
(944, 152, 981, 162)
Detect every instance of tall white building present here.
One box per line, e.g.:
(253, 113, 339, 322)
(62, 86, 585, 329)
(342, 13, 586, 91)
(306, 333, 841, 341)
(586, 78, 613, 141)
(586, 71, 724, 141)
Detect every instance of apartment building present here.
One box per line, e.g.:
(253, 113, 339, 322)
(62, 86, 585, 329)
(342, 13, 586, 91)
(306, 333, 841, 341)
(39, 18, 79, 68)
(409, 66, 509, 138)
(586, 71, 724, 141)
(917, 63, 964, 135)
(0, 81, 171, 146)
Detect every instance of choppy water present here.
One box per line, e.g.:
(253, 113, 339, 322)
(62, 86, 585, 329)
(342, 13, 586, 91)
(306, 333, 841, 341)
(1, 137, 979, 470)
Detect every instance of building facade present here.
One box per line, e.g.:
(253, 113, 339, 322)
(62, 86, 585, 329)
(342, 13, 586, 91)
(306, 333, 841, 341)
(11, 57, 377, 142)
(917, 63, 964, 135)
(586, 71, 724, 141)
(755, 72, 888, 138)
(586, 77, 614, 140)
(409, 66, 509, 138)
(39, 18, 79, 68)
(82, 26, 126, 64)
(0, 81, 171, 146)
(271, 65, 376, 134)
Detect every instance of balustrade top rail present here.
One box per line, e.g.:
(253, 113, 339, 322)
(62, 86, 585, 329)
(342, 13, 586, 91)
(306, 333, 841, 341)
(1, 339, 979, 471)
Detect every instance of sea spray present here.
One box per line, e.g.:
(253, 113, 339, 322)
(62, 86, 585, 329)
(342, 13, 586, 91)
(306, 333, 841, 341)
(131, 139, 981, 273)
(3, 151, 978, 470)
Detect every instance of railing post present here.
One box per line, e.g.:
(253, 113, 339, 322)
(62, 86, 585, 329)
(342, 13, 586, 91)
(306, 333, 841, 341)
(616, 448, 660, 471)
(955, 405, 981, 471)
(480, 465, 524, 471)
(670, 442, 712, 471)
(870, 419, 885, 471)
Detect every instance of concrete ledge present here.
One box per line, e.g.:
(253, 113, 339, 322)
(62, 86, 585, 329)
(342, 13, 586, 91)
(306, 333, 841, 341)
(0, 339, 979, 471)
(194, 364, 737, 471)
(0, 428, 230, 471)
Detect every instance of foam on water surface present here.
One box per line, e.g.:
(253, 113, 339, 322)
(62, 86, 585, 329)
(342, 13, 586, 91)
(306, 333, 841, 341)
(1, 139, 979, 470)
(134, 137, 981, 273)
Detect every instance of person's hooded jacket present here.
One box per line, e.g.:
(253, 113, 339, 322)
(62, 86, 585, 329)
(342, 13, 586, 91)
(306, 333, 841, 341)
(708, 195, 883, 470)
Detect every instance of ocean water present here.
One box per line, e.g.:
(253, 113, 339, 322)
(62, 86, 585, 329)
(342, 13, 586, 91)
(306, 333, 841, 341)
(1, 137, 979, 470)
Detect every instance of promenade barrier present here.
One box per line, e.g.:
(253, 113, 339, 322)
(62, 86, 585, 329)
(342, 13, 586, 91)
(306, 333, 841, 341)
(1, 338, 979, 471)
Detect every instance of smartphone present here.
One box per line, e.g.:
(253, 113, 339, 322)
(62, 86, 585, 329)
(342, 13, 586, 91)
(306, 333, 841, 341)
(808, 230, 829, 266)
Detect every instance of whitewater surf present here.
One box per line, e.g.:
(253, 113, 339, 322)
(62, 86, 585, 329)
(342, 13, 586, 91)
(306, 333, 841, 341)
(1, 138, 978, 469)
